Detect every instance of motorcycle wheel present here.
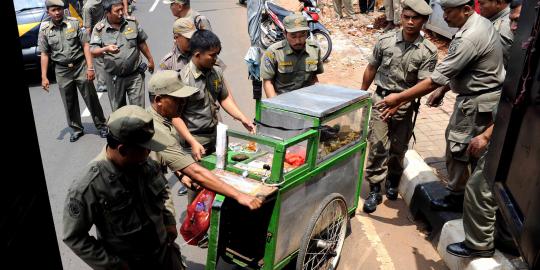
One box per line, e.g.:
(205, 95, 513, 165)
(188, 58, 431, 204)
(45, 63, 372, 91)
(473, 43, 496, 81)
(260, 20, 277, 49)
(312, 30, 332, 62)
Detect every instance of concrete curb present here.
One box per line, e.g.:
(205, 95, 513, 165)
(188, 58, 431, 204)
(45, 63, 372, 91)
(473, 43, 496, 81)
(398, 150, 515, 270)
(399, 149, 439, 206)
(437, 220, 515, 270)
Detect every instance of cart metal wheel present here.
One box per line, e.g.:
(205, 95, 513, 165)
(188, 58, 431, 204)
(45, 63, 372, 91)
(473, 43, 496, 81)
(296, 193, 348, 270)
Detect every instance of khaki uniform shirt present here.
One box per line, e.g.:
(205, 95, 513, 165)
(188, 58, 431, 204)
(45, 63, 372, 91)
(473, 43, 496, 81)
(431, 13, 505, 96)
(260, 39, 324, 95)
(490, 7, 513, 66)
(159, 45, 191, 72)
(63, 148, 175, 269)
(368, 30, 438, 92)
(90, 18, 148, 76)
(179, 61, 229, 135)
(38, 17, 86, 64)
(82, 0, 104, 31)
(148, 107, 196, 172)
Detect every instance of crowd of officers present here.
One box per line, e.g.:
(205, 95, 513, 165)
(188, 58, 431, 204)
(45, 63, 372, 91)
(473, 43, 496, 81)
(36, 0, 523, 267)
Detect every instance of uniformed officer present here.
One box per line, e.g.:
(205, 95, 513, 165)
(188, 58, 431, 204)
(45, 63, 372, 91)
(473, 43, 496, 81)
(176, 30, 255, 162)
(83, 0, 107, 92)
(478, 0, 513, 65)
(361, 0, 438, 213)
(333, 0, 357, 20)
(377, 0, 505, 212)
(63, 105, 183, 269)
(147, 70, 263, 209)
(90, 0, 155, 112)
(159, 17, 196, 72)
(39, 0, 108, 142)
(260, 13, 324, 98)
(163, 0, 212, 31)
(446, 0, 522, 258)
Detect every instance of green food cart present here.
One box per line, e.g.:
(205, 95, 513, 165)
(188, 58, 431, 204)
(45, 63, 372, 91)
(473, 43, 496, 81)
(200, 84, 371, 269)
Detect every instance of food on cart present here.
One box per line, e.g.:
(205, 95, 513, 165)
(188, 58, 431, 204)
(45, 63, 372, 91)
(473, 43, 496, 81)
(232, 153, 249, 162)
(285, 145, 306, 167)
(285, 153, 305, 166)
(228, 141, 258, 154)
(234, 160, 270, 176)
(320, 130, 361, 155)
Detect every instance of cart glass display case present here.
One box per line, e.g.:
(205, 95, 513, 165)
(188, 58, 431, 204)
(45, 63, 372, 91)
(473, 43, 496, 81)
(201, 85, 371, 270)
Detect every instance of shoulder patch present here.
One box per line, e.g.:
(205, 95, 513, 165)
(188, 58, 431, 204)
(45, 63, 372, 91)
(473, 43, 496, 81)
(448, 38, 463, 55)
(67, 197, 83, 218)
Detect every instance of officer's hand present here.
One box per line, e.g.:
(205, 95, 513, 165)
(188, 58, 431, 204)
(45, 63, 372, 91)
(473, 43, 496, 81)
(86, 68, 95, 81)
(191, 142, 206, 161)
(426, 87, 446, 107)
(236, 193, 263, 210)
(467, 134, 489, 158)
(147, 61, 155, 74)
(41, 78, 50, 92)
(165, 225, 178, 243)
(106, 44, 120, 54)
(380, 105, 400, 122)
(241, 118, 256, 134)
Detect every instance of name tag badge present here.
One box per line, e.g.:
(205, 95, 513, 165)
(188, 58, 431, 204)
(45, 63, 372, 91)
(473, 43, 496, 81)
(306, 59, 318, 65)
(278, 61, 293, 66)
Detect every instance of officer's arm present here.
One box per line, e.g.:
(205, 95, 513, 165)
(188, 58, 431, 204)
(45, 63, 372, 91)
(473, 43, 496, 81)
(89, 30, 107, 57)
(220, 92, 254, 133)
(260, 50, 278, 98)
(361, 64, 377, 90)
(181, 163, 262, 210)
(40, 52, 50, 81)
(79, 25, 95, 75)
(138, 41, 155, 71)
(63, 189, 125, 269)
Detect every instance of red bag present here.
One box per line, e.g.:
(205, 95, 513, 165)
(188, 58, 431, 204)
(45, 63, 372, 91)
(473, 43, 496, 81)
(180, 189, 216, 245)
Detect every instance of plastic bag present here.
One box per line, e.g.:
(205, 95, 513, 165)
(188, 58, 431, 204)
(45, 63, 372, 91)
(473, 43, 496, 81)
(180, 189, 216, 245)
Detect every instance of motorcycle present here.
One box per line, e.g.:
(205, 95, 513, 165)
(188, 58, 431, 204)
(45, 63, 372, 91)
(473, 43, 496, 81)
(260, 0, 333, 61)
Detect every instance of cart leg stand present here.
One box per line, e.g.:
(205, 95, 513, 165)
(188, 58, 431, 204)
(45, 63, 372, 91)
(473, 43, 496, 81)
(206, 195, 225, 270)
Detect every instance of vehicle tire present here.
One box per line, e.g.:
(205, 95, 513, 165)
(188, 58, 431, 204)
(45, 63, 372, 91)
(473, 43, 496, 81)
(311, 30, 332, 62)
(239, 0, 247, 4)
(296, 193, 348, 270)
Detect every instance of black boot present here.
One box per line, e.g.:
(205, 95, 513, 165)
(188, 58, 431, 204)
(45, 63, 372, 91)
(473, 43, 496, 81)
(363, 184, 383, 213)
(431, 193, 464, 211)
(385, 175, 400, 201)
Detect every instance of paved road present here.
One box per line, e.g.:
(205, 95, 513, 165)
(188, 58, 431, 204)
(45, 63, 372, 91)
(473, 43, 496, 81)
(28, 0, 253, 268)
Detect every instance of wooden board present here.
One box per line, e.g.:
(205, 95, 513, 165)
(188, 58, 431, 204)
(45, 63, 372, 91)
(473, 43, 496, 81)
(212, 169, 278, 201)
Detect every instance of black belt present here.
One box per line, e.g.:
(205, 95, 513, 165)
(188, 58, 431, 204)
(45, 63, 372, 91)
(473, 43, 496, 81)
(375, 86, 400, 97)
(457, 86, 501, 97)
(53, 56, 84, 68)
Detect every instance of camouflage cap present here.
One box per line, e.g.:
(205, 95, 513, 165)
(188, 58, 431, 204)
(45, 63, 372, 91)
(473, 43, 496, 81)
(45, 0, 65, 8)
(283, 13, 309, 33)
(438, 0, 470, 8)
(107, 105, 174, 151)
(148, 70, 198, 97)
(403, 0, 433, 15)
(173, 17, 196, 38)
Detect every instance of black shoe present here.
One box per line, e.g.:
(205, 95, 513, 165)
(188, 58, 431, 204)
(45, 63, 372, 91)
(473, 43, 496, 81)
(431, 193, 464, 212)
(177, 185, 188, 196)
(447, 242, 495, 258)
(385, 176, 400, 200)
(363, 184, 383, 213)
(70, 132, 84, 142)
(98, 128, 108, 138)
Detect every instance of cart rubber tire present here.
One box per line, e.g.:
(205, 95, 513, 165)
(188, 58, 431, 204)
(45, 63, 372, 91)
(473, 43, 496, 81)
(296, 193, 348, 270)
(311, 30, 332, 62)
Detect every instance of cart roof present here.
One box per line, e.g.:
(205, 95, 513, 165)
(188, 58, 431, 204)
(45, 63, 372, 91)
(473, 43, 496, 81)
(261, 84, 370, 117)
